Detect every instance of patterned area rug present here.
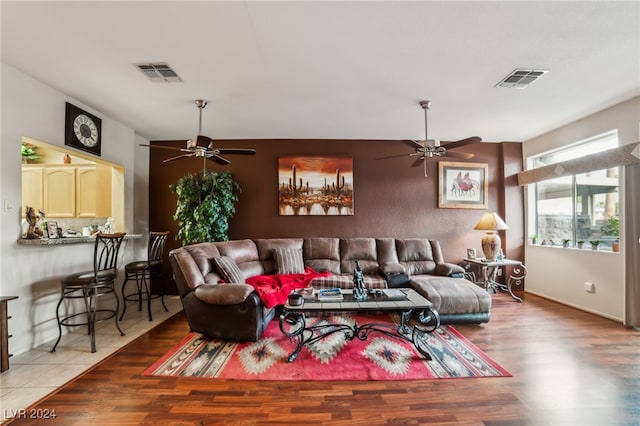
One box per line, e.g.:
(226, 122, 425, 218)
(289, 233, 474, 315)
(143, 314, 511, 380)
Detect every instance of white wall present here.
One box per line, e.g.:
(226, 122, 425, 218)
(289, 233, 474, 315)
(522, 96, 639, 321)
(0, 63, 149, 355)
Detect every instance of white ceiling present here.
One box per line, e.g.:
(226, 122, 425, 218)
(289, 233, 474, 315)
(2, 1, 638, 143)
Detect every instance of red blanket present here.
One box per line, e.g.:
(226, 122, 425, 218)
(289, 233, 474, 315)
(245, 267, 331, 308)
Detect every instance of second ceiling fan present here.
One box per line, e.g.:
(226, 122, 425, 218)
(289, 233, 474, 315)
(383, 100, 480, 177)
(142, 99, 256, 165)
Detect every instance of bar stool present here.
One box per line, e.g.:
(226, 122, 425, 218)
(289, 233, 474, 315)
(120, 231, 170, 321)
(51, 233, 126, 353)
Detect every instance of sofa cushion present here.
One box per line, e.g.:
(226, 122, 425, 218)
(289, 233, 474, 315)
(183, 243, 221, 278)
(376, 238, 400, 264)
(340, 238, 379, 274)
(273, 247, 305, 274)
(396, 239, 437, 275)
(410, 276, 491, 315)
(213, 256, 246, 283)
(215, 239, 264, 278)
(303, 237, 341, 274)
(254, 238, 304, 274)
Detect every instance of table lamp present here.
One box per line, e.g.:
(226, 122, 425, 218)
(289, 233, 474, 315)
(474, 212, 508, 261)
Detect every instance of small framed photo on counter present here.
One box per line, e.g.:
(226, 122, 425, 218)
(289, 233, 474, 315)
(46, 221, 59, 239)
(466, 248, 476, 259)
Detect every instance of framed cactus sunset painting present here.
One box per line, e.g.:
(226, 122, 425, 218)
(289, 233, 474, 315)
(278, 156, 354, 215)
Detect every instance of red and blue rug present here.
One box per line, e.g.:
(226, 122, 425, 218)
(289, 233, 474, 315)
(143, 314, 511, 380)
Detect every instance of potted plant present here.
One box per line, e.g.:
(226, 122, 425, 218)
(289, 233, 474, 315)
(170, 170, 241, 244)
(21, 142, 41, 163)
(562, 239, 570, 248)
(589, 240, 600, 250)
(577, 240, 585, 249)
(601, 216, 620, 252)
(530, 234, 538, 245)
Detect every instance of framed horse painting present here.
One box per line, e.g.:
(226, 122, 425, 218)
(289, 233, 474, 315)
(438, 161, 488, 209)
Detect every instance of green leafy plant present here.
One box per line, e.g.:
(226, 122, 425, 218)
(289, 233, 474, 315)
(170, 170, 241, 244)
(601, 216, 619, 238)
(21, 142, 41, 161)
(589, 240, 600, 246)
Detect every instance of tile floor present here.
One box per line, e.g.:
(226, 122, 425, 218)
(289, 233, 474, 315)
(0, 296, 183, 422)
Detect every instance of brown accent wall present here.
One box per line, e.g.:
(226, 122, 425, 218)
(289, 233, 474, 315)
(149, 139, 523, 293)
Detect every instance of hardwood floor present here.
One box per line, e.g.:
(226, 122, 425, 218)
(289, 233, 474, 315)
(5, 293, 640, 425)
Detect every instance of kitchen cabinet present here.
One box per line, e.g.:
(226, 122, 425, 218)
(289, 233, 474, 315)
(21, 164, 107, 218)
(43, 167, 76, 217)
(76, 166, 96, 217)
(21, 166, 43, 216)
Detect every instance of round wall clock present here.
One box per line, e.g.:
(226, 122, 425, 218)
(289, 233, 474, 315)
(65, 102, 102, 156)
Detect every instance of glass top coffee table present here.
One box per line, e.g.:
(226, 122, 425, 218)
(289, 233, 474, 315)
(279, 288, 440, 362)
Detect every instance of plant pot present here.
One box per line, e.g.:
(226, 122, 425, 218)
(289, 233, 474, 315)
(612, 242, 620, 252)
(562, 243, 569, 248)
(577, 242, 584, 249)
(591, 245, 599, 251)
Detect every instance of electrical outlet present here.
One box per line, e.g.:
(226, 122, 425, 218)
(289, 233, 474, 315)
(497, 269, 502, 277)
(584, 282, 595, 293)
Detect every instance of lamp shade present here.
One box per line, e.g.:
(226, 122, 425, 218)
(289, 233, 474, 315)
(474, 212, 508, 261)
(474, 212, 509, 231)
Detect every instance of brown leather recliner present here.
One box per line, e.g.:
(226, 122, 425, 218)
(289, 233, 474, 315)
(169, 241, 276, 341)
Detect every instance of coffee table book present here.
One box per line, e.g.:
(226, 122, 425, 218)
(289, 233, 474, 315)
(318, 287, 343, 301)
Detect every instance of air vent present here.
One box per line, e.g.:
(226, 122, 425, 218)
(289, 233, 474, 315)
(134, 63, 183, 83)
(495, 68, 549, 89)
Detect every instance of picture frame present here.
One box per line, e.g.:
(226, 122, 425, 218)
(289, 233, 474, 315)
(278, 156, 354, 215)
(438, 161, 488, 209)
(46, 221, 59, 239)
(466, 248, 476, 259)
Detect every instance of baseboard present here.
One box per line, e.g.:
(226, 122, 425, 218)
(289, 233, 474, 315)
(524, 290, 623, 323)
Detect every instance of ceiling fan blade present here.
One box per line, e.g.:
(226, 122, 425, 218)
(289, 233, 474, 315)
(443, 136, 482, 150)
(207, 155, 231, 165)
(444, 151, 475, 160)
(139, 144, 187, 152)
(163, 154, 193, 163)
(411, 156, 425, 167)
(377, 152, 413, 160)
(403, 139, 425, 149)
(217, 148, 257, 155)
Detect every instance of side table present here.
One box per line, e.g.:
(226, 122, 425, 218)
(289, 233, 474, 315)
(1, 296, 19, 372)
(464, 259, 526, 302)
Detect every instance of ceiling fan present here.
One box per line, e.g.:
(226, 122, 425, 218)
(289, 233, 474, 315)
(141, 99, 256, 165)
(381, 100, 480, 177)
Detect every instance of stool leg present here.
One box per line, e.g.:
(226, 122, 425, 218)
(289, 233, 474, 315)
(136, 271, 144, 313)
(119, 273, 130, 321)
(50, 294, 65, 353)
(84, 287, 97, 353)
(113, 287, 125, 337)
(141, 272, 153, 321)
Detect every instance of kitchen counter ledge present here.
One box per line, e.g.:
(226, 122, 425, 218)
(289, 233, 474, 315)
(17, 234, 142, 245)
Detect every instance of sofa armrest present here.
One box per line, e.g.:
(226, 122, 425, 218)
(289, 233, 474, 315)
(194, 283, 256, 305)
(435, 262, 465, 277)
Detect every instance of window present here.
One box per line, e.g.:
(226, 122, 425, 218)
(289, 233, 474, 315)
(529, 131, 619, 251)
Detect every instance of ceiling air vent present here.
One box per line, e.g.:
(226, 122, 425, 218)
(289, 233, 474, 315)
(495, 68, 548, 89)
(134, 63, 183, 83)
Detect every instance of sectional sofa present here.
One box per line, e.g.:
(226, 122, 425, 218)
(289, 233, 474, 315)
(168, 237, 491, 341)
